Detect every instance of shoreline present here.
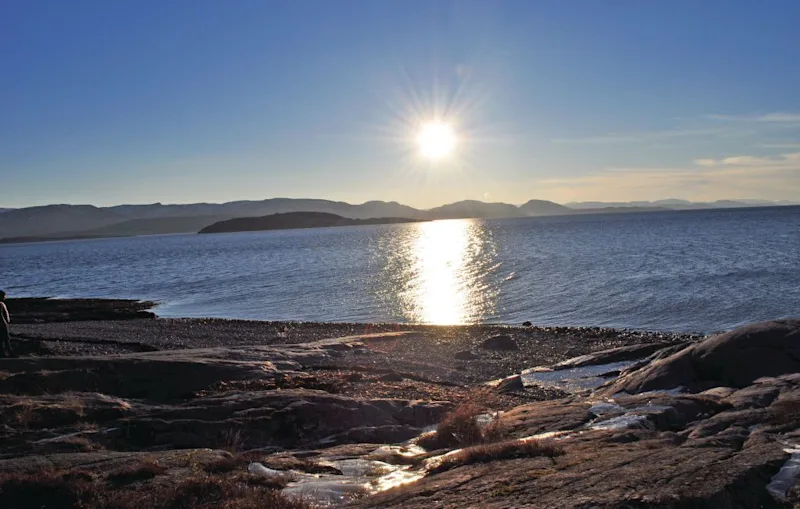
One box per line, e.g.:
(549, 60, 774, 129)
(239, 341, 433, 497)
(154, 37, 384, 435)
(8, 296, 713, 336)
(1, 298, 798, 506)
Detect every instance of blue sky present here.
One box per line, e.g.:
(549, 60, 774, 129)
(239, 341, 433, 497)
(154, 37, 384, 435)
(2, 0, 799, 208)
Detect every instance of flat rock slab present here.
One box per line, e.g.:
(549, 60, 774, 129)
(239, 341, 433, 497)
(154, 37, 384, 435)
(0, 333, 411, 400)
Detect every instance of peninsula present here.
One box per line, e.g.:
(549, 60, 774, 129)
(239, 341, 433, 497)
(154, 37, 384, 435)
(198, 211, 421, 234)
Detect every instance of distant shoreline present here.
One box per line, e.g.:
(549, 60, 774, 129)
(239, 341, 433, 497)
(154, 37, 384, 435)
(1, 204, 797, 245)
(1, 197, 796, 244)
(198, 211, 423, 235)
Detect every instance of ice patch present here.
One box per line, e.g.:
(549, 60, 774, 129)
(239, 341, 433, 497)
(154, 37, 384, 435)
(371, 443, 426, 458)
(248, 463, 282, 477)
(612, 387, 685, 398)
(767, 448, 800, 501)
(282, 459, 425, 506)
(521, 361, 638, 392)
(588, 402, 625, 417)
(476, 412, 503, 428)
(590, 414, 654, 431)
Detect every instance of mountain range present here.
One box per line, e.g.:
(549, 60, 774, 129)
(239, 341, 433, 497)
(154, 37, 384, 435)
(0, 198, 795, 242)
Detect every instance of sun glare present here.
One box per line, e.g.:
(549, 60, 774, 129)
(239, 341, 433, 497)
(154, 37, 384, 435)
(417, 122, 457, 160)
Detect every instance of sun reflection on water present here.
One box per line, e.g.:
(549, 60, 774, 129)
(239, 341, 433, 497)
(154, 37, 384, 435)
(390, 219, 498, 325)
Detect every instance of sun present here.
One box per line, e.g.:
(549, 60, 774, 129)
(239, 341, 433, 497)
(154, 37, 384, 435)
(417, 122, 457, 160)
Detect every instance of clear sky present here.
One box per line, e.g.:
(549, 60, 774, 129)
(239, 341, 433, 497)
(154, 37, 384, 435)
(2, 0, 799, 209)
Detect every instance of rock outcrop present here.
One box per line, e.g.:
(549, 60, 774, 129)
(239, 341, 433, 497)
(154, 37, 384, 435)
(607, 319, 800, 394)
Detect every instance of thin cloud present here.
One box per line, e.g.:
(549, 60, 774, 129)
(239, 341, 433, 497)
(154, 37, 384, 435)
(552, 127, 731, 145)
(536, 151, 800, 203)
(703, 112, 800, 123)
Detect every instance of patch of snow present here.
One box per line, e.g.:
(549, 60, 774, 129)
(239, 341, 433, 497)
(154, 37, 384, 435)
(588, 402, 625, 417)
(767, 448, 800, 501)
(521, 361, 638, 392)
(590, 414, 654, 431)
(612, 387, 685, 398)
(476, 411, 503, 428)
(282, 458, 425, 506)
(247, 463, 282, 477)
(371, 443, 426, 458)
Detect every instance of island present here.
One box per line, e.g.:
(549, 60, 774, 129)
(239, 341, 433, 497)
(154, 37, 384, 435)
(197, 211, 421, 234)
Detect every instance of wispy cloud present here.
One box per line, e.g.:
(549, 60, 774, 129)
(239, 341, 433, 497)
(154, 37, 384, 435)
(694, 152, 800, 167)
(703, 112, 800, 123)
(555, 111, 800, 146)
(536, 151, 800, 203)
(552, 127, 735, 145)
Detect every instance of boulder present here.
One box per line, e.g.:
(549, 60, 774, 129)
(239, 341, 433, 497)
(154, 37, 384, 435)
(479, 335, 519, 351)
(454, 350, 478, 360)
(606, 320, 800, 394)
(492, 374, 523, 394)
(552, 341, 678, 370)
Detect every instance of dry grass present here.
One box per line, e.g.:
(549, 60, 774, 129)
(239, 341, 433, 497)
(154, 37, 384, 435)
(0, 469, 311, 509)
(122, 475, 309, 509)
(199, 451, 270, 474)
(235, 472, 297, 490)
(429, 439, 563, 474)
(418, 400, 508, 451)
(50, 435, 103, 453)
(107, 459, 169, 485)
(0, 469, 100, 509)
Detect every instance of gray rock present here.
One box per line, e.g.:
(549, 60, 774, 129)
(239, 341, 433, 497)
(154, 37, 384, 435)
(606, 320, 800, 394)
(480, 335, 519, 351)
(454, 350, 478, 360)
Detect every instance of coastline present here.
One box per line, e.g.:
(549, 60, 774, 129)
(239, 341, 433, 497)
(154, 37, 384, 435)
(7, 297, 699, 385)
(1, 298, 798, 507)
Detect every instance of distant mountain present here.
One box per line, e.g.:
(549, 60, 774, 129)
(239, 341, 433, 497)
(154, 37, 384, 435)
(0, 205, 124, 238)
(518, 200, 572, 217)
(68, 216, 231, 237)
(1, 197, 795, 243)
(565, 199, 796, 210)
(0, 208, 13, 214)
(199, 212, 420, 234)
(426, 200, 521, 219)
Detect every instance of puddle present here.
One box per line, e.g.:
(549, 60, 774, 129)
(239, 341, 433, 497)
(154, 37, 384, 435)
(281, 457, 426, 506)
(521, 361, 638, 392)
(767, 447, 800, 501)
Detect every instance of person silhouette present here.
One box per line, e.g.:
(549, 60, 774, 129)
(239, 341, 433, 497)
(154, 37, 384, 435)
(0, 291, 12, 357)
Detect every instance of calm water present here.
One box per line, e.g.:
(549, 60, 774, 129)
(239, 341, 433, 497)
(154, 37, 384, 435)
(2, 207, 799, 333)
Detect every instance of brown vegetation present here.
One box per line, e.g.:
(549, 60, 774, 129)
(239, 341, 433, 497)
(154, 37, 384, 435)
(428, 439, 563, 474)
(0, 469, 310, 509)
(417, 400, 507, 451)
(106, 459, 168, 484)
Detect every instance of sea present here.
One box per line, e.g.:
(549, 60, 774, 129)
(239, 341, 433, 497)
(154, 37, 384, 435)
(1, 206, 799, 333)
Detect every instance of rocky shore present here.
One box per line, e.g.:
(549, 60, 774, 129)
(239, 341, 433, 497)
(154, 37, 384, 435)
(0, 299, 797, 507)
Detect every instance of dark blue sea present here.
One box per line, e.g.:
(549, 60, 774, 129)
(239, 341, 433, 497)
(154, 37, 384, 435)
(2, 207, 799, 333)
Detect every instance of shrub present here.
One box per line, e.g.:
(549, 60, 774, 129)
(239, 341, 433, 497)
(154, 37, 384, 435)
(418, 402, 506, 451)
(0, 469, 101, 509)
(106, 459, 168, 485)
(0, 468, 311, 509)
(429, 439, 563, 474)
(117, 475, 310, 509)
